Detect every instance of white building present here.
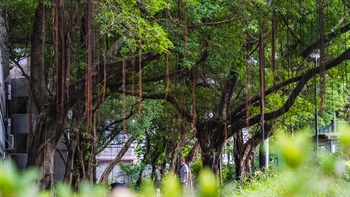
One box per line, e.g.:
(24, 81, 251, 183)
(96, 134, 138, 183)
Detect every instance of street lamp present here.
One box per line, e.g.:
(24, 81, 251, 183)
(310, 49, 320, 154)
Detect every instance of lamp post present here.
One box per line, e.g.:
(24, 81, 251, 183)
(310, 49, 320, 154)
(258, 19, 268, 170)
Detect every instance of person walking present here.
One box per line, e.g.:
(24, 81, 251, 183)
(153, 166, 161, 197)
(179, 158, 189, 191)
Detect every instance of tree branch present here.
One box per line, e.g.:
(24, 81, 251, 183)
(187, 16, 242, 29)
(218, 71, 237, 118)
(300, 23, 350, 59)
(237, 48, 350, 130)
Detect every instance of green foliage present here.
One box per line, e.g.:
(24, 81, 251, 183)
(96, 98, 162, 154)
(276, 131, 312, 169)
(143, 0, 170, 16)
(338, 124, 350, 160)
(0, 0, 37, 62)
(2, 129, 350, 197)
(197, 168, 219, 197)
(0, 160, 107, 197)
(155, 173, 182, 197)
(0, 160, 39, 197)
(119, 162, 146, 186)
(55, 182, 106, 197)
(222, 129, 350, 197)
(137, 178, 156, 197)
(2, 0, 350, 196)
(43, 0, 52, 8)
(95, 0, 173, 54)
(189, 159, 202, 180)
(222, 163, 235, 183)
(344, 161, 350, 181)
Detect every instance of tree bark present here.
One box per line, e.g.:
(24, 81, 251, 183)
(197, 123, 226, 175)
(168, 133, 186, 173)
(185, 140, 200, 166)
(27, 113, 61, 190)
(234, 126, 272, 179)
(27, 2, 61, 190)
(233, 130, 256, 179)
(234, 144, 255, 179)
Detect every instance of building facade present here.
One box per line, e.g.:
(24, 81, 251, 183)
(96, 133, 139, 183)
(0, 16, 10, 159)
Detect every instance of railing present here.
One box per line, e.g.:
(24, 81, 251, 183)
(319, 120, 350, 134)
(318, 121, 334, 135)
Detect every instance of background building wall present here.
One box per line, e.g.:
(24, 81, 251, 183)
(96, 134, 139, 183)
(0, 16, 10, 158)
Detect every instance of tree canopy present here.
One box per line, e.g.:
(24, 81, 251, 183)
(1, 0, 350, 189)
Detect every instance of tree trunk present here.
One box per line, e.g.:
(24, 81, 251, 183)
(201, 144, 224, 175)
(185, 140, 200, 166)
(197, 124, 226, 175)
(67, 129, 96, 189)
(27, 114, 61, 190)
(168, 133, 186, 173)
(135, 132, 150, 187)
(233, 139, 255, 179)
(233, 129, 263, 179)
(25, 0, 160, 190)
(27, 2, 60, 190)
(77, 129, 96, 182)
(63, 131, 77, 186)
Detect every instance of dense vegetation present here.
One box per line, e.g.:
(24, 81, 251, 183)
(1, 0, 350, 194)
(1, 128, 350, 196)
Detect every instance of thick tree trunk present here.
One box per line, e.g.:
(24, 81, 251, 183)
(197, 124, 226, 175)
(27, 114, 61, 190)
(196, 71, 237, 175)
(201, 143, 224, 175)
(233, 139, 255, 179)
(27, 2, 60, 190)
(233, 129, 265, 179)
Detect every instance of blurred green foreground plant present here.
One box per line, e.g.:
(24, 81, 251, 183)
(0, 159, 106, 197)
(221, 127, 350, 197)
(1, 126, 350, 196)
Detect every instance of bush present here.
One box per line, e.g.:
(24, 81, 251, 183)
(222, 163, 235, 183)
(189, 159, 202, 181)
